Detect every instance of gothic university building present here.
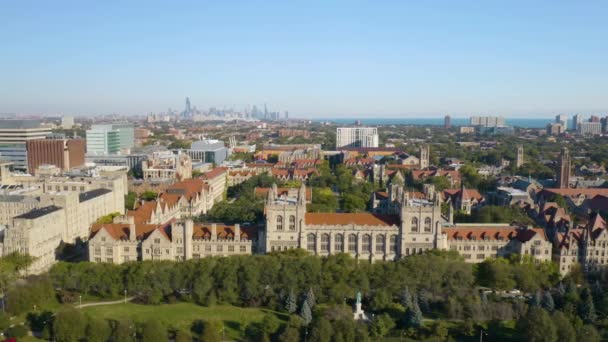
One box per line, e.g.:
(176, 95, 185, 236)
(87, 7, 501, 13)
(88, 184, 552, 267)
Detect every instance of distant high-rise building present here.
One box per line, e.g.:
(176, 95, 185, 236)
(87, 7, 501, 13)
(516, 145, 524, 168)
(555, 114, 568, 131)
(572, 114, 583, 131)
(577, 121, 602, 135)
(183, 97, 192, 118)
(61, 116, 74, 129)
(285, 111, 289, 120)
(557, 147, 571, 189)
(444, 115, 451, 129)
(590, 115, 600, 123)
(336, 127, 379, 149)
(469, 116, 505, 127)
(420, 145, 430, 169)
(546, 123, 565, 136)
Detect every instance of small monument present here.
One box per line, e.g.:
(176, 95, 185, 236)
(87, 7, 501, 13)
(353, 291, 369, 321)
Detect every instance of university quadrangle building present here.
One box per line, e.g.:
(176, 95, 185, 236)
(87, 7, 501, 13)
(87, 184, 552, 266)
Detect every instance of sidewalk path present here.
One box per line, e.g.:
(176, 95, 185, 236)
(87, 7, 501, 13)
(76, 297, 135, 309)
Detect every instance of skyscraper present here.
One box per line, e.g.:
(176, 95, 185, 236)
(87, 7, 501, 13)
(555, 114, 568, 131)
(572, 114, 583, 131)
(557, 147, 571, 189)
(444, 115, 451, 129)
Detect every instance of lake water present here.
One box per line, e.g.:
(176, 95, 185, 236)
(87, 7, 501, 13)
(320, 118, 551, 128)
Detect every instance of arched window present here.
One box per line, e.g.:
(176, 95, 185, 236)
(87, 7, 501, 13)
(405, 248, 410, 256)
(289, 215, 296, 231)
(307, 233, 316, 251)
(389, 235, 398, 253)
(335, 234, 344, 252)
(321, 234, 330, 252)
(411, 217, 419, 232)
(348, 234, 357, 252)
(362, 234, 371, 253)
(424, 217, 432, 232)
(375, 235, 385, 253)
(276, 216, 283, 231)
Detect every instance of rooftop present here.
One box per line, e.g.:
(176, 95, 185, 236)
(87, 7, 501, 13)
(79, 188, 112, 202)
(15, 205, 62, 219)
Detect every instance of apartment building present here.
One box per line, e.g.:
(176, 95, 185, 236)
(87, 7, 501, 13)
(336, 127, 379, 149)
(142, 151, 192, 180)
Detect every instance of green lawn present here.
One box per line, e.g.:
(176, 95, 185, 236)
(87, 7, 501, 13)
(81, 302, 285, 340)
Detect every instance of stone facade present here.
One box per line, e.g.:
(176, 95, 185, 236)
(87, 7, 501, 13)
(142, 151, 192, 180)
(88, 219, 257, 263)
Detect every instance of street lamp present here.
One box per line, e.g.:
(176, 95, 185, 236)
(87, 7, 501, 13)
(79, 295, 82, 308)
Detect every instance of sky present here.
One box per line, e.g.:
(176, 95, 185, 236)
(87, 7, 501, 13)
(1, 1, 607, 118)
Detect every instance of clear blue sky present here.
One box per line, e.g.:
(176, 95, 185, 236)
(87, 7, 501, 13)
(1, 1, 607, 118)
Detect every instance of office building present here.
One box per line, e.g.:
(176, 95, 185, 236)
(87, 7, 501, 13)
(547, 123, 565, 136)
(26, 139, 85, 174)
(336, 127, 379, 148)
(572, 114, 583, 132)
(61, 116, 74, 129)
(555, 114, 568, 131)
(0, 120, 51, 171)
(142, 151, 192, 180)
(469, 116, 506, 127)
(188, 139, 229, 164)
(577, 121, 602, 135)
(444, 115, 451, 129)
(86, 123, 135, 155)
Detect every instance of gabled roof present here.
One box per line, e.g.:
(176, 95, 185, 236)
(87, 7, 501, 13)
(305, 213, 400, 227)
(89, 221, 172, 241)
(202, 167, 228, 180)
(192, 224, 258, 240)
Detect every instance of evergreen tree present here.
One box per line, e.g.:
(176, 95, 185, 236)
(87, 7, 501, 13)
(284, 289, 297, 314)
(579, 288, 597, 323)
(305, 287, 316, 309)
(516, 307, 557, 342)
(401, 286, 413, 310)
(557, 282, 566, 296)
(418, 289, 430, 313)
(541, 291, 555, 312)
(529, 289, 542, 307)
(300, 300, 313, 326)
(405, 297, 423, 328)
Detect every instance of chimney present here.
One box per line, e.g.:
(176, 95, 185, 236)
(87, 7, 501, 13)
(234, 224, 240, 241)
(211, 224, 217, 241)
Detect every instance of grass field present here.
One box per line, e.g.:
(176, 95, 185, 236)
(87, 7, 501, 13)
(81, 302, 285, 340)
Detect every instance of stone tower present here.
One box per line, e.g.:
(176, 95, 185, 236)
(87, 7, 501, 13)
(557, 147, 571, 188)
(263, 183, 307, 252)
(516, 145, 524, 168)
(419, 145, 430, 170)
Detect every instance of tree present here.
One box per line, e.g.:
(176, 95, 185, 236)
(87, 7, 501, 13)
(300, 300, 313, 326)
(577, 325, 600, 342)
(261, 314, 280, 336)
(0, 311, 9, 331)
(516, 307, 557, 342)
(305, 287, 316, 309)
(529, 289, 542, 307)
(141, 191, 158, 201)
(278, 315, 303, 342)
(552, 311, 576, 342)
(370, 313, 395, 337)
(578, 288, 597, 323)
(284, 289, 297, 314)
(85, 317, 112, 342)
(309, 318, 332, 342)
(342, 193, 367, 213)
(404, 297, 423, 328)
(401, 286, 413, 310)
(95, 212, 122, 224)
(542, 291, 555, 312)
(141, 318, 166, 342)
(174, 330, 191, 342)
(113, 319, 136, 342)
(198, 320, 221, 342)
(5, 325, 28, 338)
(53, 309, 87, 342)
(125, 192, 137, 210)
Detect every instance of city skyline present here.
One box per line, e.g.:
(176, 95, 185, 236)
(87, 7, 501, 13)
(1, 1, 607, 117)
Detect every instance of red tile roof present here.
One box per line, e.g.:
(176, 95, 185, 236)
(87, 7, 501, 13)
(305, 213, 400, 226)
(202, 167, 228, 180)
(443, 226, 547, 242)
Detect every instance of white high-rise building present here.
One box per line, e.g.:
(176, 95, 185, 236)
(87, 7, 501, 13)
(336, 127, 379, 148)
(555, 114, 568, 131)
(86, 123, 134, 155)
(572, 114, 583, 132)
